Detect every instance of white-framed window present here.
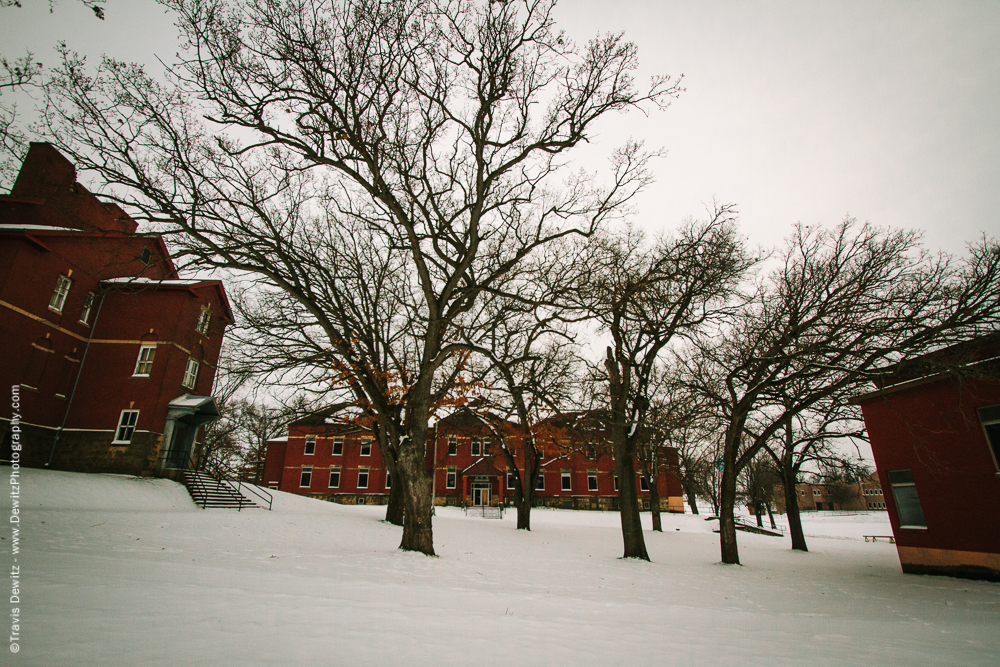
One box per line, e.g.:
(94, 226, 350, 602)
(977, 405, 1000, 471)
(329, 467, 341, 488)
(79, 292, 95, 325)
(507, 472, 515, 489)
(639, 476, 649, 492)
(182, 358, 199, 390)
(133, 345, 156, 376)
(800, 489, 806, 496)
(471, 438, 481, 457)
(195, 306, 211, 335)
(360, 437, 372, 456)
(561, 471, 571, 491)
(813, 489, 821, 496)
(113, 409, 139, 443)
(385, 471, 391, 489)
(588, 471, 598, 492)
(268, 482, 279, 490)
(586, 443, 596, 460)
(49, 274, 72, 313)
(614, 474, 619, 492)
(332, 436, 344, 455)
(483, 437, 492, 455)
(446, 467, 457, 489)
(535, 472, 545, 491)
(448, 436, 457, 456)
(357, 467, 369, 489)
(304, 435, 316, 455)
(888, 469, 926, 529)
(299, 466, 313, 488)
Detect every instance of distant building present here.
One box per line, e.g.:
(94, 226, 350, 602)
(262, 407, 685, 512)
(771, 473, 884, 513)
(0, 143, 232, 476)
(853, 333, 1000, 581)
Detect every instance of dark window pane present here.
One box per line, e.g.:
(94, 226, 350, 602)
(891, 484, 926, 527)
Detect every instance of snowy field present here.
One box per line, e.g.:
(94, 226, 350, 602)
(3, 469, 999, 666)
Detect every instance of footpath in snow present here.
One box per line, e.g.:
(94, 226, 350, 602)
(2, 468, 999, 666)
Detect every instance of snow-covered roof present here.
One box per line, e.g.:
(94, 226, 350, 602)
(0, 223, 81, 232)
(101, 277, 210, 287)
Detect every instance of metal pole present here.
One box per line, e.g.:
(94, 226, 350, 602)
(47, 291, 106, 467)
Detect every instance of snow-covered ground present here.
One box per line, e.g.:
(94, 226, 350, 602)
(3, 468, 999, 666)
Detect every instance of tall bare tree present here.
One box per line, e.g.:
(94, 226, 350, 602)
(42, 0, 678, 554)
(575, 213, 752, 560)
(684, 220, 1000, 565)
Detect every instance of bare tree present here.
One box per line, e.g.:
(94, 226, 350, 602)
(575, 214, 752, 560)
(684, 220, 1000, 565)
(41, 0, 678, 555)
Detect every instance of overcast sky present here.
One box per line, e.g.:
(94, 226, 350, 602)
(3, 0, 998, 254)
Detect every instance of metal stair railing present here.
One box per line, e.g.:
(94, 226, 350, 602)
(162, 451, 272, 511)
(200, 457, 273, 511)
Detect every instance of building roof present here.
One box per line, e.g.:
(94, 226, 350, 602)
(461, 458, 505, 477)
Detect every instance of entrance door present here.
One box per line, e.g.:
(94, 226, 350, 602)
(472, 485, 491, 506)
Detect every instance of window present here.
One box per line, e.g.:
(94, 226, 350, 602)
(977, 405, 1000, 470)
(561, 471, 571, 491)
(813, 489, 821, 496)
(49, 274, 72, 313)
(507, 472, 515, 489)
(471, 438, 481, 457)
(588, 471, 598, 492)
(182, 358, 199, 390)
(614, 474, 619, 492)
(195, 307, 211, 335)
(360, 437, 372, 456)
(448, 436, 457, 456)
(328, 467, 341, 488)
(586, 443, 596, 460)
(133, 345, 156, 376)
(483, 437, 492, 455)
(304, 435, 316, 455)
(639, 476, 649, 492)
(113, 410, 139, 443)
(535, 472, 545, 491)
(299, 466, 313, 488)
(357, 467, 369, 489)
(446, 467, 457, 489)
(140, 246, 152, 265)
(332, 437, 344, 455)
(385, 472, 391, 489)
(79, 292, 95, 325)
(800, 489, 807, 496)
(888, 470, 926, 529)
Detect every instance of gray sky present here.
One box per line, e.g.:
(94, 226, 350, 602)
(3, 0, 999, 253)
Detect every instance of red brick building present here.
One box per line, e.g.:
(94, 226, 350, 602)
(854, 333, 1000, 580)
(0, 143, 232, 475)
(263, 407, 685, 512)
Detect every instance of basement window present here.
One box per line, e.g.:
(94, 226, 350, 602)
(113, 409, 139, 443)
(888, 470, 926, 529)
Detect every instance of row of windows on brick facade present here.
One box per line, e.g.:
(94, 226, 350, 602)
(299, 465, 387, 489)
(444, 437, 601, 460)
(302, 435, 371, 456)
(47, 273, 213, 336)
(133, 344, 200, 390)
(302, 466, 648, 493)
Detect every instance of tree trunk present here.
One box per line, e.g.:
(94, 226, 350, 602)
(616, 454, 649, 560)
(783, 475, 808, 552)
(683, 481, 700, 515)
(718, 431, 741, 565)
(766, 501, 777, 530)
(648, 468, 662, 532)
(754, 500, 764, 527)
(397, 443, 434, 555)
(385, 469, 404, 526)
